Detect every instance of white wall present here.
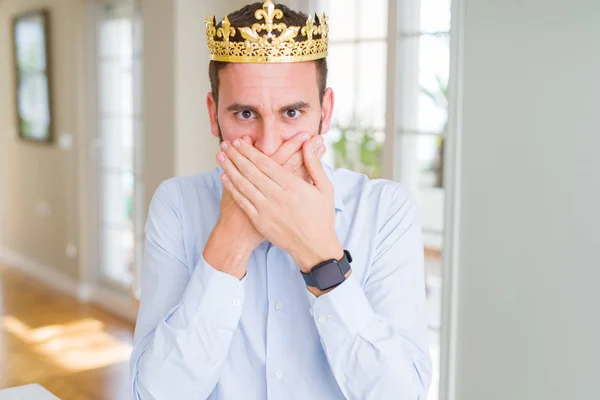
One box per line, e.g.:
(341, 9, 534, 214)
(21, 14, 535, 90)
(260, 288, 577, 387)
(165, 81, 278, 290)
(174, 0, 253, 177)
(0, 0, 85, 279)
(447, 0, 600, 399)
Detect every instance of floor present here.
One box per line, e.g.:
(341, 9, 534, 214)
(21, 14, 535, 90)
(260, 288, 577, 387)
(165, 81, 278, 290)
(0, 253, 443, 400)
(0, 265, 134, 400)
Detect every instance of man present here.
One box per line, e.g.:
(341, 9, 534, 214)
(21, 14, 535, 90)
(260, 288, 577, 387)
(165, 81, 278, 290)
(130, 2, 432, 399)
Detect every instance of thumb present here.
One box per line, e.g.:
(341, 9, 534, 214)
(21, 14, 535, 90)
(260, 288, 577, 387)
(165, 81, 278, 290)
(302, 136, 329, 190)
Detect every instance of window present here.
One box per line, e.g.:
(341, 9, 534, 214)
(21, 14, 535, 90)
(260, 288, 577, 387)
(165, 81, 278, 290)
(313, 0, 450, 185)
(311, 1, 451, 398)
(401, 0, 451, 189)
(96, 1, 143, 293)
(314, 0, 388, 179)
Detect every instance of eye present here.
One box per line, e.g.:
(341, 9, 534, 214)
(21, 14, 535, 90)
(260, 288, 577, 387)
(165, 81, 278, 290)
(284, 109, 301, 119)
(236, 110, 255, 120)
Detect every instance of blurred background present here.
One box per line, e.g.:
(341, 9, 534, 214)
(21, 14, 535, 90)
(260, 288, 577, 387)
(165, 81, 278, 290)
(0, 0, 598, 399)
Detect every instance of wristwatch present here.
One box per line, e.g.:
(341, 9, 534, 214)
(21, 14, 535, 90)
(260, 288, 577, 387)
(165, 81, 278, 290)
(301, 250, 352, 291)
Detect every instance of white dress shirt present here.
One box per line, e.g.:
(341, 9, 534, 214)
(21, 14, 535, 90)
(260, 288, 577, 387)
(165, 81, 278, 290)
(130, 161, 432, 399)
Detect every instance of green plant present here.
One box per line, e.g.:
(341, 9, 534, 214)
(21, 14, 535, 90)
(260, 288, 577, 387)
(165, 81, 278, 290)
(331, 119, 383, 179)
(421, 76, 449, 188)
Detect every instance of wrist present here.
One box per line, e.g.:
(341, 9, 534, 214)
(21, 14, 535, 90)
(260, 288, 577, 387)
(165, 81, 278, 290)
(204, 224, 255, 280)
(307, 269, 352, 298)
(214, 217, 263, 251)
(293, 240, 344, 273)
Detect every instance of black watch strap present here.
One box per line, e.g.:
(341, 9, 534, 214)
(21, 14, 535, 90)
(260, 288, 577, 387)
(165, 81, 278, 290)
(303, 272, 318, 288)
(302, 250, 353, 289)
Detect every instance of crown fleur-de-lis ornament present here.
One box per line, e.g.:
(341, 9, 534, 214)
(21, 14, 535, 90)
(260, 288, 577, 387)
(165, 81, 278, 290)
(205, 0, 329, 63)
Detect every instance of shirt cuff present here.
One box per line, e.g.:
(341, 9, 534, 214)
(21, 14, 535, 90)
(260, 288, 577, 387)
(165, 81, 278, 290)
(306, 288, 317, 308)
(168, 255, 245, 330)
(311, 273, 374, 337)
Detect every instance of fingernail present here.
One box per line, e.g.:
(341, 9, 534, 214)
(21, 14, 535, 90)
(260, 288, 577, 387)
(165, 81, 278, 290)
(316, 136, 323, 146)
(221, 174, 229, 182)
(217, 153, 225, 163)
(233, 139, 241, 148)
(221, 141, 229, 150)
(302, 133, 310, 141)
(318, 145, 326, 154)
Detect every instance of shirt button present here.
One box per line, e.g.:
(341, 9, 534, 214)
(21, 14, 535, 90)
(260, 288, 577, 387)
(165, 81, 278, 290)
(309, 308, 313, 316)
(275, 301, 283, 311)
(274, 369, 283, 378)
(232, 298, 241, 306)
(318, 315, 328, 324)
(338, 373, 347, 383)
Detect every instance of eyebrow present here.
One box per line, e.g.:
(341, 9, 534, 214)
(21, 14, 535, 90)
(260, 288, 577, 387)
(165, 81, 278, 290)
(226, 101, 311, 114)
(278, 101, 311, 113)
(226, 103, 259, 113)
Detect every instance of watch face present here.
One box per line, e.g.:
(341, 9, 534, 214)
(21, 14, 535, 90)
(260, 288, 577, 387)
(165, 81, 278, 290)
(311, 261, 345, 290)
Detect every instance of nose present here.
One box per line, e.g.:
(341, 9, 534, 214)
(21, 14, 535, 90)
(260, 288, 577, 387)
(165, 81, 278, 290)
(253, 118, 283, 156)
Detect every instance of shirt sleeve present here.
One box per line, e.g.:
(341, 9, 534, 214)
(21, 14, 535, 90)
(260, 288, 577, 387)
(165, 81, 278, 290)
(309, 185, 433, 400)
(130, 180, 245, 400)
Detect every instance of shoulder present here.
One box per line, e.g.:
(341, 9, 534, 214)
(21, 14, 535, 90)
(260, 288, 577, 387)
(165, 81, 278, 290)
(148, 168, 223, 215)
(328, 165, 417, 216)
(151, 168, 222, 200)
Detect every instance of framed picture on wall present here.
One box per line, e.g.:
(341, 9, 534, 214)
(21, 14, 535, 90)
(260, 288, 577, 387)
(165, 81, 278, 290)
(11, 9, 53, 143)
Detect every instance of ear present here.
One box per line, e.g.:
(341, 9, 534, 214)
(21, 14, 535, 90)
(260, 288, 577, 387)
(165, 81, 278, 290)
(206, 92, 220, 138)
(320, 88, 335, 134)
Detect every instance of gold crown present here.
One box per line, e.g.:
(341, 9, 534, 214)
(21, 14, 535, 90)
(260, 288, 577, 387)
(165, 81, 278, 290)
(205, 0, 329, 63)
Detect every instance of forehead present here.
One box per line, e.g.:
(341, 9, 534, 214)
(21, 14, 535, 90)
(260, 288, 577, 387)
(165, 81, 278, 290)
(218, 62, 319, 103)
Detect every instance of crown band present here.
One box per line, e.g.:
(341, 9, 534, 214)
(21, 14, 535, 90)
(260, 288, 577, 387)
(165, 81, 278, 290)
(205, 1, 329, 63)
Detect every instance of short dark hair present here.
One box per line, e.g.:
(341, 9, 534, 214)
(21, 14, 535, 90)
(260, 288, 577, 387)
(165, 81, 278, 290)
(208, 2, 328, 106)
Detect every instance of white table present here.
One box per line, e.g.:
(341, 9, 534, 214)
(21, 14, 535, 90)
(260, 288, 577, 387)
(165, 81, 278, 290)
(0, 385, 59, 400)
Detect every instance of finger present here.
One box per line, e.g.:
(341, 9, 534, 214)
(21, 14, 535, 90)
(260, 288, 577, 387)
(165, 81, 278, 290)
(229, 138, 292, 189)
(217, 148, 266, 206)
(302, 136, 331, 191)
(284, 135, 323, 173)
(282, 150, 304, 172)
(292, 145, 326, 181)
(295, 166, 310, 182)
(271, 131, 311, 165)
(316, 144, 326, 158)
(221, 141, 281, 197)
(220, 173, 259, 218)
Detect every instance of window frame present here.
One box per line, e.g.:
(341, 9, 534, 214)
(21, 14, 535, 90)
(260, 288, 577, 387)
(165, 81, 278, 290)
(92, 0, 144, 297)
